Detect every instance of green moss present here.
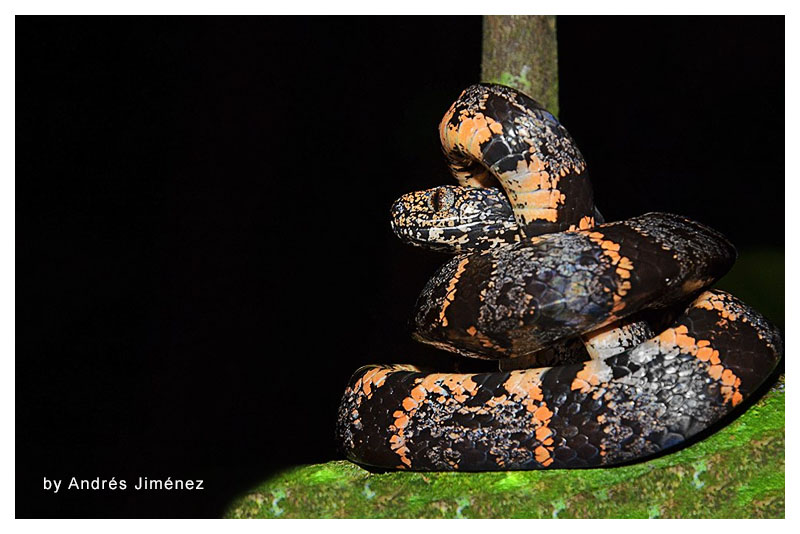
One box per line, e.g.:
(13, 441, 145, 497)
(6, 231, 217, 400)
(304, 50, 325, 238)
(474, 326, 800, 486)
(481, 16, 559, 116)
(496, 69, 533, 94)
(489, 67, 560, 117)
(225, 379, 784, 518)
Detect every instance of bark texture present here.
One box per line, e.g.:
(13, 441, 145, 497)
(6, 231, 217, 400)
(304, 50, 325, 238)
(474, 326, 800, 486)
(482, 15, 560, 116)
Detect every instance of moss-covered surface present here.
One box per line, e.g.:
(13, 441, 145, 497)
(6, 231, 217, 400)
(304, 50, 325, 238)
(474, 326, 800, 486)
(226, 377, 783, 519)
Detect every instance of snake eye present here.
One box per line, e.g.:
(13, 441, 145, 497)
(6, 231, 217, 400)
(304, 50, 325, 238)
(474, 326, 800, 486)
(430, 187, 454, 212)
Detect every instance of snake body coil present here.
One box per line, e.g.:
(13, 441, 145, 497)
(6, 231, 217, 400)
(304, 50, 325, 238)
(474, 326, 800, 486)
(335, 84, 782, 471)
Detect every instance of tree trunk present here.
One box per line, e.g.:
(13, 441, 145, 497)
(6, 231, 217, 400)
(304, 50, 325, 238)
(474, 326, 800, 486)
(481, 15, 559, 116)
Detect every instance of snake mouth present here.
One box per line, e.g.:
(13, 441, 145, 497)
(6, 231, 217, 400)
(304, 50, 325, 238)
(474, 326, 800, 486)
(389, 185, 519, 248)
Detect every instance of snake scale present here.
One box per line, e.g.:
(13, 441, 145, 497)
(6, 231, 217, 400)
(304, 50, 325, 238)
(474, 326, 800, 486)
(335, 84, 782, 471)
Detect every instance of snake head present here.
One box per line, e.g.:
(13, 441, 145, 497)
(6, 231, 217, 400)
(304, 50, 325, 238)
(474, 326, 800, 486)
(390, 185, 520, 254)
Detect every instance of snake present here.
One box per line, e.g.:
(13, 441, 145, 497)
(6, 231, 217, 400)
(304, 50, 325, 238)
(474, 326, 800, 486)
(335, 83, 783, 471)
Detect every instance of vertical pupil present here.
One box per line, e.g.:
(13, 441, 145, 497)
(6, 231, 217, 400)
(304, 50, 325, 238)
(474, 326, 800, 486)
(432, 189, 442, 211)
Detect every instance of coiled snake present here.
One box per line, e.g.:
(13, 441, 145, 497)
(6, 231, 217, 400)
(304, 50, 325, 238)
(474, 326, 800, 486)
(335, 84, 782, 471)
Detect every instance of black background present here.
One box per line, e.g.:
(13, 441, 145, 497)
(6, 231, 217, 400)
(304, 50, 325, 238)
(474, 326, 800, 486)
(17, 16, 784, 518)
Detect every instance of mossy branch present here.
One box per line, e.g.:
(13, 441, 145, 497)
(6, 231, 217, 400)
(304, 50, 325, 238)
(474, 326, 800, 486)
(227, 379, 785, 518)
(481, 15, 560, 116)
